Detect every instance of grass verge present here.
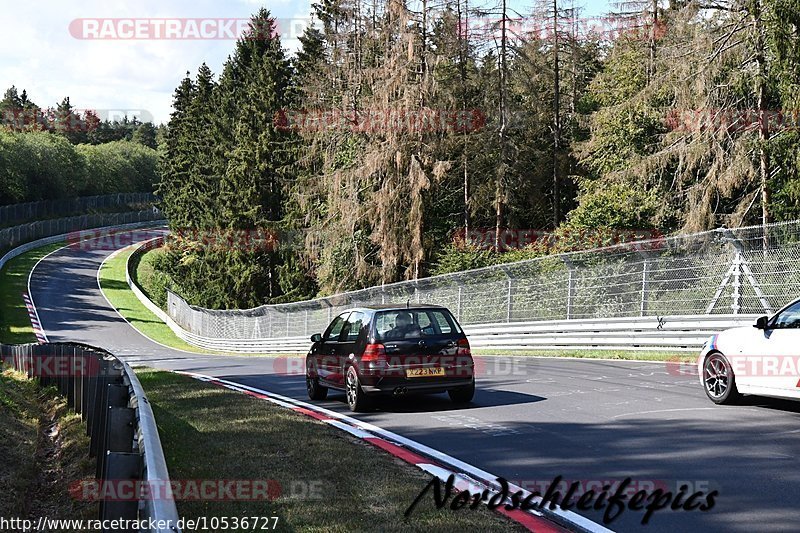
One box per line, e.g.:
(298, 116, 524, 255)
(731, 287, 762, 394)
(137, 368, 525, 532)
(130, 245, 169, 309)
(100, 247, 288, 356)
(98, 248, 220, 354)
(0, 243, 64, 344)
(0, 368, 96, 522)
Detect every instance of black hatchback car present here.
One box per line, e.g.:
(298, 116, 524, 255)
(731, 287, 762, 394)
(305, 305, 475, 411)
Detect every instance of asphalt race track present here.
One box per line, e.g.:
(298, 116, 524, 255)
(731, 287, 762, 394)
(29, 231, 800, 533)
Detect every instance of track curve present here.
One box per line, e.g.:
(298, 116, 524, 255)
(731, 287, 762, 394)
(29, 230, 800, 532)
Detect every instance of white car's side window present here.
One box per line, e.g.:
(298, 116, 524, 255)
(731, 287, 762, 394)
(772, 302, 800, 329)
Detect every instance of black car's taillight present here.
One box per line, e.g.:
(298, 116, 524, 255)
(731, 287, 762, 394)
(362, 343, 388, 367)
(457, 338, 471, 357)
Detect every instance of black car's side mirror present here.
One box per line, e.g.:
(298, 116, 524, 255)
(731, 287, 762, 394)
(311, 333, 322, 343)
(754, 316, 770, 330)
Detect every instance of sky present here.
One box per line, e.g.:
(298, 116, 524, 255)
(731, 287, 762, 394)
(0, 0, 615, 125)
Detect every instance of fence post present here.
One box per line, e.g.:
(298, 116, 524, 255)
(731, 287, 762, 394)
(640, 257, 650, 317)
(732, 251, 742, 314)
(561, 255, 575, 320)
(456, 283, 463, 322)
(507, 278, 513, 323)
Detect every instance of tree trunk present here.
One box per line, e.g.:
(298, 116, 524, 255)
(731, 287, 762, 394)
(754, 0, 770, 250)
(648, 0, 658, 80)
(552, 0, 561, 228)
(495, 0, 509, 251)
(458, 0, 471, 242)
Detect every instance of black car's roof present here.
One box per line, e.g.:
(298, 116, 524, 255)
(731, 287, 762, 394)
(344, 304, 447, 313)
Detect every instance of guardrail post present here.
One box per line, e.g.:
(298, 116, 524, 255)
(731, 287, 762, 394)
(58, 344, 69, 396)
(97, 384, 134, 479)
(90, 360, 123, 458)
(100, 452, 141, 528)
(66, 346, 76, 409)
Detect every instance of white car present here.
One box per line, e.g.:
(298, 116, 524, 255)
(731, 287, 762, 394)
(699, 298, 800, 404)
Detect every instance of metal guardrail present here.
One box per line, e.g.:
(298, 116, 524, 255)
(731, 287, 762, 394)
(0, 209, 163, 258)
(0, 343, 181, 533)
(0, 219, 168, 273)
(118, 313, 761, 354)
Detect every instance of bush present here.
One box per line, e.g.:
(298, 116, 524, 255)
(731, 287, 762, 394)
(0, 130, 85, 203)
(0, 130, 159, 205)
(76, 141, 159, 195)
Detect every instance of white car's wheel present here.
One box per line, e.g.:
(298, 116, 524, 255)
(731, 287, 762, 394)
(703, 352, 741, 405)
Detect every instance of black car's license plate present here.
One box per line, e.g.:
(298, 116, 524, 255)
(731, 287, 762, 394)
(406, 367, 445, 378)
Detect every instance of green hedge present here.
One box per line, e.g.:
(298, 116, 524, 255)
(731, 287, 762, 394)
(0, 130, 159, 204)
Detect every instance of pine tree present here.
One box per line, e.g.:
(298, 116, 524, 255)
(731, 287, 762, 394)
(157, 73, 196, 228)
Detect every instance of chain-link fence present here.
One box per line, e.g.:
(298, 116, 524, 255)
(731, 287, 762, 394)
(0, 209, 163, 257)
(166, 220, 800, 340)
(0, 192, 156, 227)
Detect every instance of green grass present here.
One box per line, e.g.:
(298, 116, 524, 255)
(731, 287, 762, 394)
(0, 368, 96, 521)
(0, 243, 64, 344)
(131, 245, 169, 309)
(98, 247, 218, 354)
(137, 368, 524, 532)
(473, 348, 696, 362)
(100, 247, 287, 356)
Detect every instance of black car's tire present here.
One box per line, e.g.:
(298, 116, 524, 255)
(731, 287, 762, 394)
(306, 361, 328, 401)
(448, 378, 475, 404)
(345, 366, 371, 412)
(703, 352, 741, 405)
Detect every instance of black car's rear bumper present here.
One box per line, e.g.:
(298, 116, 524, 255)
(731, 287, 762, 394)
(361, 376, 473, 395)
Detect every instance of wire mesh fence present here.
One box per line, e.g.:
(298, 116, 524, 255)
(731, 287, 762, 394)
(0, 192, 156, 227)
(166, 220, 800, 340)
(0, 208, 163, 257)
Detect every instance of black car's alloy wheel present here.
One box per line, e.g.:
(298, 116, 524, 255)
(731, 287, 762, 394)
(345, 366, 370, 412)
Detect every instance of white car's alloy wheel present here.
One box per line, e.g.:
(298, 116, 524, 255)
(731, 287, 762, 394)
(703, 353, 741, 404)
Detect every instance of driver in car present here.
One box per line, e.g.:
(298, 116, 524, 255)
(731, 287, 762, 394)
(385, 312, 421, 340)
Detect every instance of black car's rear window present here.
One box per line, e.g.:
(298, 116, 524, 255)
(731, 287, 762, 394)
(374, 309, 462, 341)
